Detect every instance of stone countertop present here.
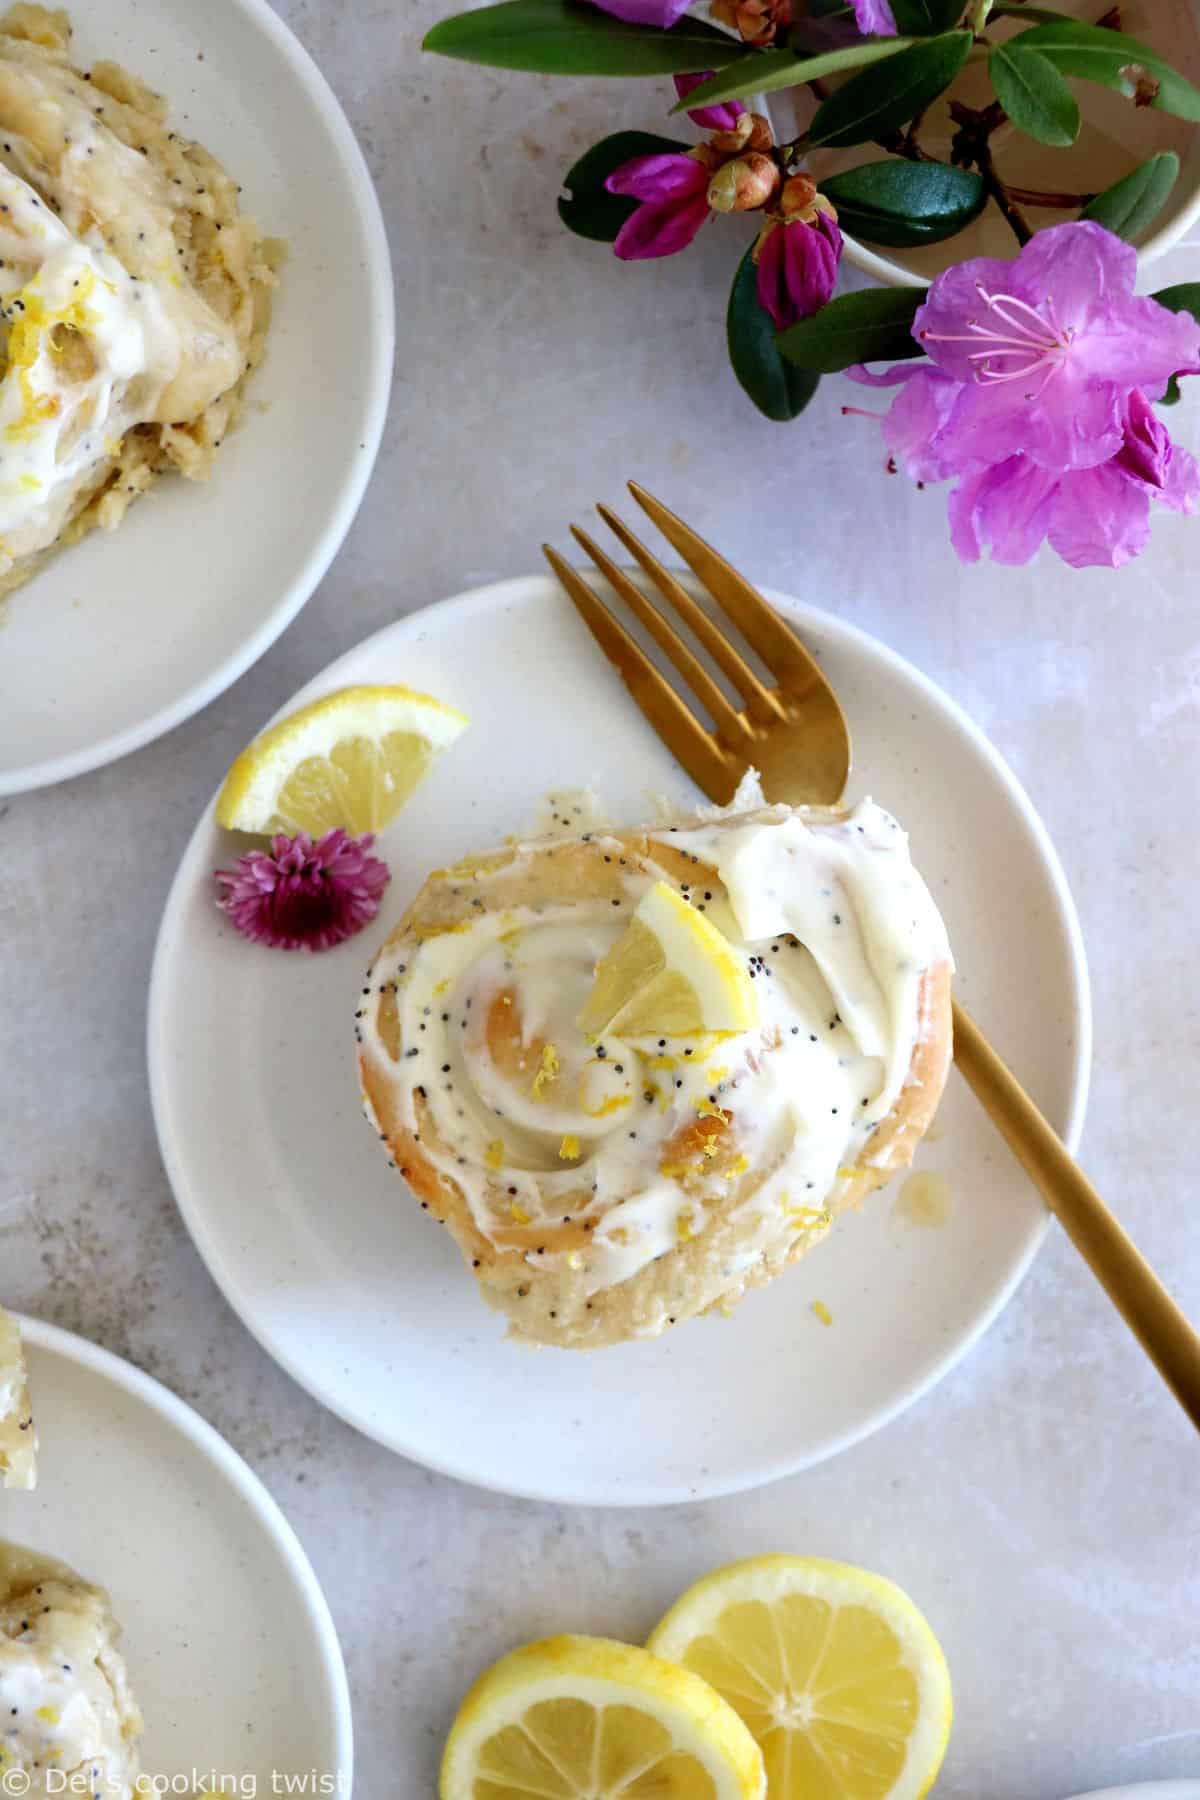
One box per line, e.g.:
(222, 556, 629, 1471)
(2, 2, 1199, 1795)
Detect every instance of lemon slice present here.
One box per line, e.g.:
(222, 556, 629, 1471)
(578, 881, 757, 1039)
(441, 1634, 766, 1800)
(0, 1308, 36, 1491)
(647, 1557, 952, 1800)
(215, 684, 468, 836)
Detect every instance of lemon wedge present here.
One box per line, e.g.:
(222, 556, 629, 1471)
(215, 684, 468, 836)
(441, 1634, 766, 1800)
(578, 881, 757, 1039)
(648, 1557, 952, 1800)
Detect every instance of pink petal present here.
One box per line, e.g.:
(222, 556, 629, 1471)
(914, 255, 1036, 382)
(1007, 221, 1137, 331)
(612, 190, 710, 259)
(935, 362, 1124, 472)
(851, 0, 898, 31)
(946, 456, 1060, 565)
(674, 71, 745, 131)
(1047, 463, 1151, 569)
(606, 151, 709, 205)
(1070, 292, 1200, 392)
(883, 367, 960, 483)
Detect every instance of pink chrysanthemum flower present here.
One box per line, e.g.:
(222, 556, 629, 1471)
(846, 221, 1200, 568)
(215, 829, 390, 952)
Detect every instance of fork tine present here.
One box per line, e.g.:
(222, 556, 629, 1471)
(543, 545, 735, 804)
(627, 482, 821, 693)
(596, 504, 782, 726)
(569, 524, 750, 747)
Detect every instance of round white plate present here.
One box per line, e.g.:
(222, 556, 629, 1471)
(1068, 1788, 1200, 1799)
(149, 575, 1090, 1507)
(2, 1315, 352, 1791)
(0, 0, 393, 795)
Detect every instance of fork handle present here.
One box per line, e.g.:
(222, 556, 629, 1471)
(952, 998, 1200, 1431)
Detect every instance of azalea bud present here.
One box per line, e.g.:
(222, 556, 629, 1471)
(780, 174, 818, 217)
(707, 151, 780, 214)
(744, 113, 774, 152)
(707, 112, 755, 153)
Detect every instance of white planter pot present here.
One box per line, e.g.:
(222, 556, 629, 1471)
(763, 0, 1200, 286)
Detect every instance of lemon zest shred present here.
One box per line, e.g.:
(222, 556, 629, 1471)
(722, 1154, 750, 1181)
(811, 1300, 834, 1327)
(485, 1139, 505, 1172)
(582, 1092, 631, 1119)
(510, 1202, 531, 1225)
(558, 1134, 580, 1160)
(695, 1096, 726, 1119)
(647, 1053, 676, 1070)
(531, 1043, 560, 1100)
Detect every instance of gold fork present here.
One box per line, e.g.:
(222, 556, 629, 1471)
(545, 481, 1200, 1432)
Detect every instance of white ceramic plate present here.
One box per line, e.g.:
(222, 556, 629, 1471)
(1, 1315, 352, 1790)
(0, 0, 393, 795)
(149, 575, 1091, 1507)
(1068, 1788, 1200, 1799)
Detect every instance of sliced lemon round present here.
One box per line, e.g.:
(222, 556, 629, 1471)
(647, 1557, 952, 1800)
(578, 880, 757, 1039)
(215, 684, 468, 837)
(441, 1634, 766, 1800)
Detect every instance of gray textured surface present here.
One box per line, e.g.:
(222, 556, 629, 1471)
(3, 2, 1200, 1795)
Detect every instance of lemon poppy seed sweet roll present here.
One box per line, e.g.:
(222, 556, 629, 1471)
(357, 799, 953, 1349)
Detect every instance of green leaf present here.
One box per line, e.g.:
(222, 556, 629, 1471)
(423, 0, 751, 76)
(819, 158, 984, 245)
(990, 4, 1074, 20)
(777, 285, 925, 370)
(1149, 286, 1199, 405)
(807, 30, 972, 146)
(558, 132, 690, 242)
(1008, 20, 1200, 122)
(1081, 151, 1179, 241)
(670, 37, 913, 113)
(988, 41, 1080, 145)
(1152, 282, 1200, 323)
(889, 0, 966, 33)
(727, 248, 821, 421)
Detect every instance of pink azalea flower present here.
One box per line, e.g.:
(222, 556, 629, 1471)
(673, 71, 746, 131)
(606, 151, 712, 259)
(851, 0, 897, 32)
(215, 828, 390, 952)
(756, 208, 843, 329)
(847, 221, 1200, 568)
(588, 0, 692, 23)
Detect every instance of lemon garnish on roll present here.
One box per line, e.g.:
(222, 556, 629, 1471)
(440, 1634, 766, 1800)
(215, 684, 468, 836)
(578, 880, 758, 1039)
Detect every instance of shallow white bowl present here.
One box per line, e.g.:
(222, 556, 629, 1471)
(767, 0, 1200, 287)
(0, 0, 393, 795)
(4, 1315, 352, 1792)
(148, 574, 1091, 1507)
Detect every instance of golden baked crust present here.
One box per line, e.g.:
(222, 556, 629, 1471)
(359, 808, 953, 1350)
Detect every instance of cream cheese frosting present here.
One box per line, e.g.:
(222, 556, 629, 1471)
(360, 796, 951, 1308)
(0, 1539, 143, 1796)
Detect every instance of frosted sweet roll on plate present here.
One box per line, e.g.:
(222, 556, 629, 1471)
(357, 792, 953, 1349)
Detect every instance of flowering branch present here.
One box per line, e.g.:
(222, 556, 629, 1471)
(424, 0, 1200, 567)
